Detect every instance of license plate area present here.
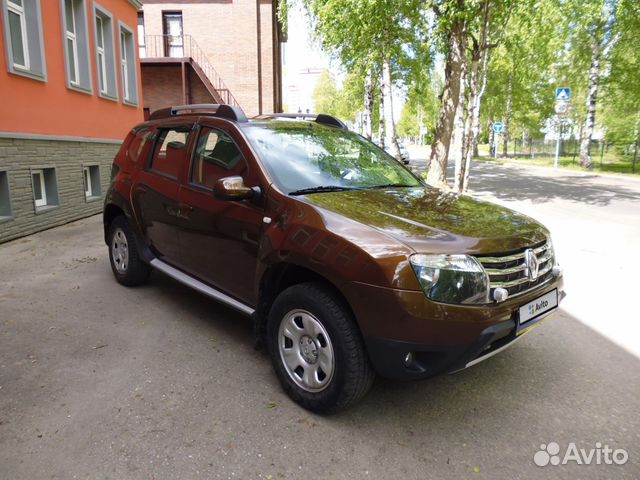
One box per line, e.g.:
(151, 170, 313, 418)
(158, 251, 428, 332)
(517, 289, 558, 335)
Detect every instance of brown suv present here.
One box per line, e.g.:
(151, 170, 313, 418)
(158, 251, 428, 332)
(103, 104, 565, 413)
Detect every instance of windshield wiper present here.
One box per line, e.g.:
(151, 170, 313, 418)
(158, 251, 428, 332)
(288, 185, 361, 196)
(368, 183, 416, 189)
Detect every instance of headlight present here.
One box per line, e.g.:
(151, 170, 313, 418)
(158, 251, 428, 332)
(409, 254, 489, 305)
(547, 236, 557, 266)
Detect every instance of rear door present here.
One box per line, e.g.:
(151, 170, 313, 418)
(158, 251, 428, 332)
(177, 122, 265, 305)
(132, 122, 194, 264)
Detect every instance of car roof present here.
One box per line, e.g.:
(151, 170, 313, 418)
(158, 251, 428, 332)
(137, 104, 348, 133)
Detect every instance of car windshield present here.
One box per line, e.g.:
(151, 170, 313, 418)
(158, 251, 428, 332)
(243, 123, 421, 194)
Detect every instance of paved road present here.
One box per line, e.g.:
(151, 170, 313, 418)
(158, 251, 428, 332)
(1, 166, 639, 479)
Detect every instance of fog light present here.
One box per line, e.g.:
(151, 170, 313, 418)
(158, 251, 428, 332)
(404, 352, 414, 367)
(493, 287, 509, 303)
(552, 265, 563, 277)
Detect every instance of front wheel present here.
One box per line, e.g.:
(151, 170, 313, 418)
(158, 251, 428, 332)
(267, 282, 374, 413)
(108, 216, 150, 286)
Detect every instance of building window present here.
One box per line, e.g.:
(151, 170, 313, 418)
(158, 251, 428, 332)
(137, 11, 145, 58)
(31, 167, 59, 210)
(32, 169, 46, 206)
(61, 0, 92, 92)
(2, 0, 47, 80)
(119, 22, 138, 105)
(0, 171, 12, 221)
(93, 4, 117, 99)
(162, 12, 183, 57)
(83, 165, 101, 199)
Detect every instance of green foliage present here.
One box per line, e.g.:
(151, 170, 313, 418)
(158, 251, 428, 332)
(277, 0, 289, 38)
(312, 70, 340, 116)
(398, 73, 441, 140)
(311, 69, 364, 122)
(601, 0, 640, 143)
(303, 0, 637, 166)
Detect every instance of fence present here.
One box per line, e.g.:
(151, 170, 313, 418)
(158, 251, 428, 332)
(496, 138, 639, 173)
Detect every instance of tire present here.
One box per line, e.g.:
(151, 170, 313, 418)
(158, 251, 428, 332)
(107, 216, 151, 286)
(267, 282, 375, 413)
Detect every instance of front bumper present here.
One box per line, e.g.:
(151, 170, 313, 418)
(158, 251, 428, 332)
(346, 278, 565, 380)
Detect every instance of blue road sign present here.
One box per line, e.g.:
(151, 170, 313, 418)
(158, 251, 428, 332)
(493, 122, 504, 133)
(556, 87, 571, 101)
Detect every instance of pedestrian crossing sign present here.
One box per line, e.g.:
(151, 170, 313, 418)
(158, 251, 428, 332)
(556, 87, 571, 101)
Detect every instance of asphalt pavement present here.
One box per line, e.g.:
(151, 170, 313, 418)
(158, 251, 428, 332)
(1, 160, 639, 480)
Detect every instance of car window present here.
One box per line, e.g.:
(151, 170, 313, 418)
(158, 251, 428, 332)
(149, 126, 192, 179)
(190, 127, 247, 189)
(243, 123, 420, 194)
(127, 127, 155, 164)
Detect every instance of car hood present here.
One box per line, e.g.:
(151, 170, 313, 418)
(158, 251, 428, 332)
(301, 187, 548, 254)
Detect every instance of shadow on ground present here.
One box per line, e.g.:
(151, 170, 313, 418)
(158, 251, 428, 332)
(465, 162, 640, 206)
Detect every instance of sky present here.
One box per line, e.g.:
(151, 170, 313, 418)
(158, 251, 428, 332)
(282, 5, 404, 120)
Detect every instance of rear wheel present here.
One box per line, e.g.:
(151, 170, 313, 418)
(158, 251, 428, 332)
(267, 282, 374, 413)
(108, 216, 150, 286)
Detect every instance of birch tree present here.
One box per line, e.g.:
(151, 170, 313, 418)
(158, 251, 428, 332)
(576, 0, 619, 169)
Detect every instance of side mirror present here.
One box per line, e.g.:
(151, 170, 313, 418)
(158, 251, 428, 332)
(213, 176, 255, 201)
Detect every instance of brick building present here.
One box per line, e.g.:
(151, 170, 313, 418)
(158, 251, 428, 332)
(138, 0, 284, 117)
(0, 0, 144, 243)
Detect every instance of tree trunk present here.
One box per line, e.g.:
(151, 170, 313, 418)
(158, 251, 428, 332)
(378, 73, 386, 149)
(579, 36, 601, 169)
(427, 19, 466, 187)
(458, 49, 480, 193)
(502, 73, 513, 156)
(452, 52, 468, 190)
(363, 68, 374, 140)
(464, 1, 492, 191)
(382, 58, 403, 159)
(471, 34, 490, 159)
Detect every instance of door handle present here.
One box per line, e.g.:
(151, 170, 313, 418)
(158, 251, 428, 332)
(177, 202, 193, 219)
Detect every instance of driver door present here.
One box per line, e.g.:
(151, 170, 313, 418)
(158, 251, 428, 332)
(177, 124, 265, 305)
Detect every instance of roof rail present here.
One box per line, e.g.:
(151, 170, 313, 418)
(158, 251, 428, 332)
(254, 113, 347, 130)
(148, 104, 248, 122)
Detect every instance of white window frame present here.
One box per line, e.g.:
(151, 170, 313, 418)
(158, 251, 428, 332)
(2, 0, 47, 81)
(0, 170, 13, 221)
(118, 22, 138, 106)
(82, 164, 101, 200)
(120, 29, 129, 101)
(93, 3, 118, 100)
(83, 166, 92, 197)
(64, 0, 79, 85)
(95, 14, 106, 94)
(61, 0, 92, 93)
(32, 169, 46, 207)
(7, 0, 29, 70)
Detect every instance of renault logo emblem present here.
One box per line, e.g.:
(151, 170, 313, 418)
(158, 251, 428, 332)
(524, 249, 540, 281)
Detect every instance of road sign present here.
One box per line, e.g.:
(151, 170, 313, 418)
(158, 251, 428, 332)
(555, 101, 569, 115)
(493, 122, 504, 133)
(556, 87, 571, 101)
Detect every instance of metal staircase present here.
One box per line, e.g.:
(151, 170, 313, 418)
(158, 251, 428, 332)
(141, 34, 241, 108)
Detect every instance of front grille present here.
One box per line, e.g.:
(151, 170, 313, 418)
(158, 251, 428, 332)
(477, 240, 554, 300)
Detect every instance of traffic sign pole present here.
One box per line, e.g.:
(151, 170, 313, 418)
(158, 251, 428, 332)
(554, 128, 560, 167)
(553, 88, 571, 168)
(492, 122, 504, 159)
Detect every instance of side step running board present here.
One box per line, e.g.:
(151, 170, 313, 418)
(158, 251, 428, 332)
(150, 259, 255, 316)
